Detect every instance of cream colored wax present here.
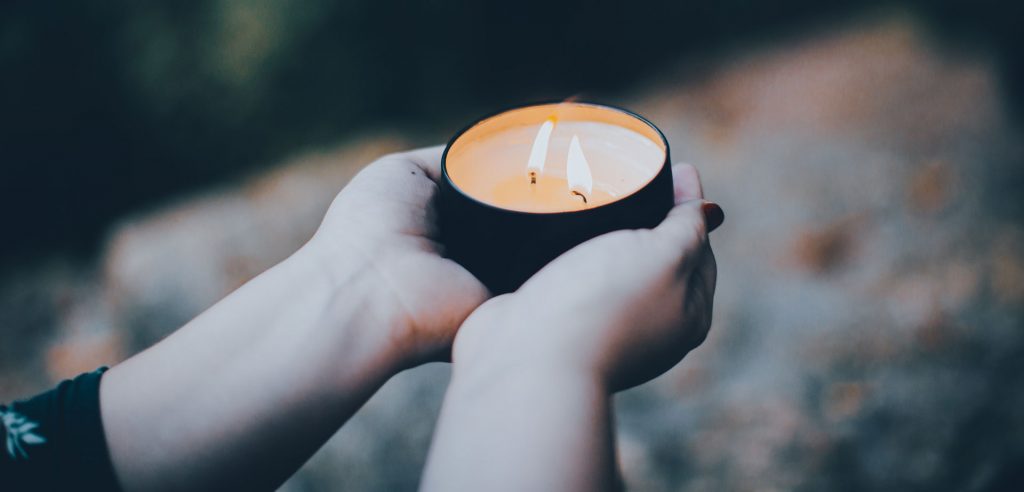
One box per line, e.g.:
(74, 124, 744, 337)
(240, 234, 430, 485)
(445, 103, 666, 213)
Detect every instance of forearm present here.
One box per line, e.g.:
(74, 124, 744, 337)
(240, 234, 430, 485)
(100, 239, 403, 491)
(422, 360, 619, 492)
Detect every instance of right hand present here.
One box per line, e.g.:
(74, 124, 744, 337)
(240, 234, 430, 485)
(452, 163, 722, 391)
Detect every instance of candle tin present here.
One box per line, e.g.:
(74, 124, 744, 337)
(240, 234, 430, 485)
(438, 101, 674, 294)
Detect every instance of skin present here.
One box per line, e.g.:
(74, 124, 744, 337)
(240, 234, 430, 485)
(100, 147, 488, 491)
(421, 162, 719, 491)
(98, 145, 722, 492)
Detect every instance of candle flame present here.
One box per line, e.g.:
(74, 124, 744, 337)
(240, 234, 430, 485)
(526, 118, 555, 183)
(566, 134, 593, 199)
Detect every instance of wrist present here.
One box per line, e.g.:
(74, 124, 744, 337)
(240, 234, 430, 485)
(304, 229, 491, 370)
(288, 239, 411, 385)
(451, 309, 609, 397)
(449, 353, 609, 409)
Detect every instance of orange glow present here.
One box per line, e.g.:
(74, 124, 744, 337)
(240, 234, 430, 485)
(446, 103, 665, 213)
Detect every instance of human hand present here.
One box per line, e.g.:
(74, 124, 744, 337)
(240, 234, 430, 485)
(307, 146, 490, 367)
(101, 148, 492, 491)
(452, 163, 721, 391)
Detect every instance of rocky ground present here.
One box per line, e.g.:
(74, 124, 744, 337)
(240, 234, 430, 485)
(2, 15, 1023, 491)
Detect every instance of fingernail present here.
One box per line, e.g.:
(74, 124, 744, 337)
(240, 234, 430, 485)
(702, 202, 725, 232)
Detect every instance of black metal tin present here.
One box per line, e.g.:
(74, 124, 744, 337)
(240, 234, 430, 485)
(438, 101, 674, 294)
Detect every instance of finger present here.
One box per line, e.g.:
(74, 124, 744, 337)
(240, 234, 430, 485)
(672, 163, 724, 232)
(396, 145, 445, 181)
(672, 163, 704, 203)
(654, 199, 707, 252)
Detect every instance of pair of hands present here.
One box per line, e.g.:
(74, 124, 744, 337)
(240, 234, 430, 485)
(96, 144, 719, 492)
(312, 146, 721, 391)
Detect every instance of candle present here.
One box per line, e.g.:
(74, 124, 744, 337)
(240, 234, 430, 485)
(444, 105, 666, 213)
(438, 102, 674, 293)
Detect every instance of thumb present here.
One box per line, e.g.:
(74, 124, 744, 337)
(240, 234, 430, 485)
(654, 199, 724, 249)
(654, 199, 706, 247)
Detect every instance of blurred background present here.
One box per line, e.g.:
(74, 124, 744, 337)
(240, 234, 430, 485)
(2, 1, 1023, 490)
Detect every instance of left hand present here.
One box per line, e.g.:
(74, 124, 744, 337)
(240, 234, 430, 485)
(451, 163, 720, 391)
(307, 146, 490, 367)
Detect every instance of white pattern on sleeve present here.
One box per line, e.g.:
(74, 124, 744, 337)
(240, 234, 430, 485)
(2, 407, 47, 460)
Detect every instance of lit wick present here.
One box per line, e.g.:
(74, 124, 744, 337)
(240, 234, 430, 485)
(526, 118, 555, 185)
(566, 134, 593, 206)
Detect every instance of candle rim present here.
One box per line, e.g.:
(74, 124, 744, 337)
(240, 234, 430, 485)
(441, 100, 671, 216)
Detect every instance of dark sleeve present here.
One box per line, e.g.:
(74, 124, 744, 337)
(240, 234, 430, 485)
(0, 368, 121, 491)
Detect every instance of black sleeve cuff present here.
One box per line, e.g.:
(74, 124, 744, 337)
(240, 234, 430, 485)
(1, 368, 121, 491)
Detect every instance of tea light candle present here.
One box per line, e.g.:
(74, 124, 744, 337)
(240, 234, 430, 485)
(438, 102, 674, 293)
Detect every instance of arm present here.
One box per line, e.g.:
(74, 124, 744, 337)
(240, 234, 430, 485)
(422, 164, 723, 491)
(426, 359, 619, 491)
(100, 240, 392, 491)
(100, 147, 488, 491)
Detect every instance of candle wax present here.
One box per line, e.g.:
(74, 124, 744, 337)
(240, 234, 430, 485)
(447, 120, 665, 213)
(491, 175, 614, 212)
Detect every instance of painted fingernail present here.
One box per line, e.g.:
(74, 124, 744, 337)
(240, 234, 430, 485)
(702, 202, 724, 232)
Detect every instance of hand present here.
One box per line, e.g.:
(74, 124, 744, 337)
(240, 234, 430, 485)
(452, 163, 722, 391)
(101, 148, 491, 491)
(308, 146, 489, 367)
(421, 163, 722, 491)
